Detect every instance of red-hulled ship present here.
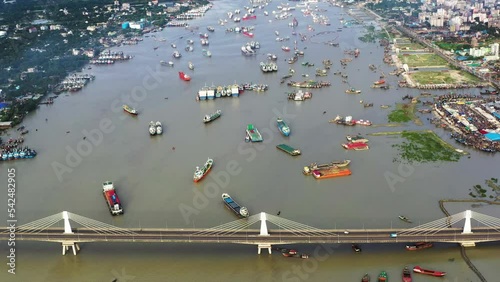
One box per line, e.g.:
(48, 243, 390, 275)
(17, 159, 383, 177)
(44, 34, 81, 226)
(406, 242, 433, 251)
(179, 71, 191, 81)
(373, 79, 385, 85)
(412, 266, 446, 277)
(243, 31, 254, 38)
(102, 181, 123, 215)
(242, 14, 256, 20)
(342, 142, 369, 150)
(402, 266, 412, 282)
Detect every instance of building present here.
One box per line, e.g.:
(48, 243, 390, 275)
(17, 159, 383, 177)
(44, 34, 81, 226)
(0, 121, 13, 129)
(129, 22, 144, 30)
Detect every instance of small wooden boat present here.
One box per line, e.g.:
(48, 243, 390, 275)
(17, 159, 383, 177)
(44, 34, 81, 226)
(179, 71, 191, 81)
(361, 273, 370, 282)
(352, 244, 361, 253)
(412, 266, 446, 277)
(346, 134, 369, 143)
(378, 271, 387, 282)
(303, 160, 351, 175)
(406, 242, 433, 251)
(399, 215, 412, 223)
(402, 266, 412, 282)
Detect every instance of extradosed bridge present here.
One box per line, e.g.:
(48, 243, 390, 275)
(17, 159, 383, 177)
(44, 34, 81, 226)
(1, 210, 499, 255)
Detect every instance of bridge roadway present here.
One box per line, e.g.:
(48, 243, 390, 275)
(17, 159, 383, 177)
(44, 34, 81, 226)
(1, 227, 499, 244)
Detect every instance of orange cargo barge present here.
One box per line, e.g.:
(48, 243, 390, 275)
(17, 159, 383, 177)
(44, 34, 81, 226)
(312, 168, 351, 179)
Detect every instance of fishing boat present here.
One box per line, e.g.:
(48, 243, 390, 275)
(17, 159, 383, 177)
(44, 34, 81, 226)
(277, 117, 291, 136)
(246, 124, 263, 142)
(406, 242, 432, 251)
(342, 142, 369, 150)
(402, 266, 412, 282)
(276, 144, 301, 156)
(222, 193, 249, 218)
(412, 266, 446, 277)
(373, 79, 385, 85)
(399, 215, 412, 223)
(179, 71, 191, 81)
(188, 62, 194, 70)
(303, 160, 351, 175)
(193, 158, 214, 183)
(352, 244, 361, 253)
(361, 274, 370, 282)
(149, 121, 156, 135)
(202, 49, 212, 57)
(378, 271, 388, 282)
(203, 110, 222, 123)
(155, 121, 162, 135)
(312, 168, 352, 179)
(102, 181, 123, 215)
(346, 134, 369, 143)
(123, 104, 138, 115)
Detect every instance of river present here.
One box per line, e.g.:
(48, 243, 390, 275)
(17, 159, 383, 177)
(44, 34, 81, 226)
(0, 1, 498, 281)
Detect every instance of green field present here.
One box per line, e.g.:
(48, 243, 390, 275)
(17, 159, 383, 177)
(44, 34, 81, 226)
(398, 53, 448, 67)
(388, 103, 417, 123)
(434, 42, 470, 51)
(410, 70, 481, 85)
(396, 43, 425, 50)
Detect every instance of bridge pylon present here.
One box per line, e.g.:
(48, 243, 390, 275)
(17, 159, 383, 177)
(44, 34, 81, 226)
(257, 212, 271, 254)
(462, 210, 473, 235)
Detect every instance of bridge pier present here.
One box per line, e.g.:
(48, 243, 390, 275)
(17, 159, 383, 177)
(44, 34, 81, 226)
(62, 242, 80, 255)
(257, 244, 272, 255)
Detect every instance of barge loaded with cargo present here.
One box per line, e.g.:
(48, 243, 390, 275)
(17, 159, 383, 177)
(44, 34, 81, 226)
(276, 144, 301, 156)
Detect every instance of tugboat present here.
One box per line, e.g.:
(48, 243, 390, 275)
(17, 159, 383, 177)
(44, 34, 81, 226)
(277, 117, 291, 136)
(361, 274, 370, 282)
(203, 110, 222, 123)
(149, 121, 157, 135)
(222, 193, 249, 218)
(193, 158, 214, 182)
(179, 71, 191, 81)
(123, 104, 138, 115)
(378, 271, 388, 282)
(102, 181, 123, 215)
(406, 242, 433, 251)
(246, 124, 263, 142)
(412, 266, 446, 277)
(399, 215, 412, 223)
(155, 121, 162, 135)
(402, 266, 412, 282)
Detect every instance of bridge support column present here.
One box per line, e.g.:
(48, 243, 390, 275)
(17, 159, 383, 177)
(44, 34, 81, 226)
(62, 242, 80, 255)
(258, 244, 272, 255)
(462, 210, 473, 235)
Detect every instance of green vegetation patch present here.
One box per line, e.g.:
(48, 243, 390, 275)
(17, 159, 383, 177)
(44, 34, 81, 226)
(410, 71, 455, 84)
(388, 103, 416, 123)
(392, 130, 463, 163)
(470, 178, 500, 199)
(398, 53, 448, 67)
(434, 42, 471, 51)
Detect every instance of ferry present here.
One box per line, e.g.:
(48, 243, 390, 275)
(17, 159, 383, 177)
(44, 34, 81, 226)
(276, 144, 301, 156)
(303, 160, 351, 175)
(412, 266, 446, 277)
(312, 168, 351, 179)
(342, 142, 369, 150)
(123, 104, 138, 115)
(102, 181, 123, 215)
(346, 134, 369, 143)
(277, 117, 290, 136)
(406, 242, 432, 251)
(402, 266, 412, 282)
(361, 274, 370, 282)
(378, 271, 388, 282)
(246, 124, 263, 142)
(203, 110, 221, 123)
(193, 158, 213, 183)
(198, 86, 208, 100)
(222, 193, 249, 218)
(207, 86, 215, 100)
(231, 84, 239, 97)
(179, 71, 191, 81)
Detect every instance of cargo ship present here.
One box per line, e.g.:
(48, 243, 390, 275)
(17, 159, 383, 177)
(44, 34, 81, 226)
(412, 266, 446, 277)
(342, 142, 369, 150)
(179, 71, 191, 81)
(203, 110, 222, 123)
(402, 266, 412, 282)
(222, 193, 249, 218)
(312, 168, 352, 179)
(276, 144, 301, 156)
(303, 160, 351, 174)
(246, 124, 263, 142)
(123, 104, 138, 115)
(378, 271, 388, 282)
(406, 242, 433, 251)
(346, 134, 369, 143)
(193, 158, 213, 182)
(102, 181, 123, 215)
(277, 117, 290, 136)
